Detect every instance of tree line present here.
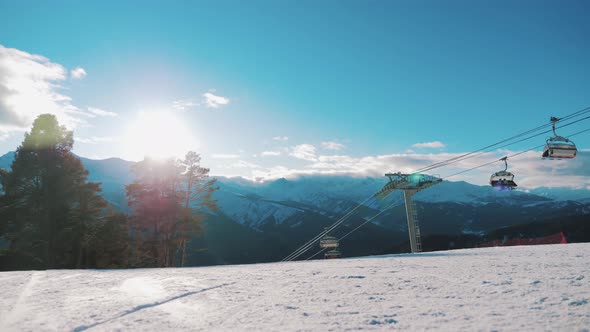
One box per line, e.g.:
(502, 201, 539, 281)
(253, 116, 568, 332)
(0, 114, 218, 270)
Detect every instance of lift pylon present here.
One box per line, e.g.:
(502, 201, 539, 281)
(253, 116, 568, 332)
(377, 172, 442, 253)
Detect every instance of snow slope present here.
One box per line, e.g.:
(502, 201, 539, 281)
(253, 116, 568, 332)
(1, 244, 589, 331)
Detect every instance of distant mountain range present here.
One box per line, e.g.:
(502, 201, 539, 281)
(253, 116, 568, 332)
(1, 151, 589, 265)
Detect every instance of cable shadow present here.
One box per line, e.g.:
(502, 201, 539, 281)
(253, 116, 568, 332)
(72, 282, 235, 332)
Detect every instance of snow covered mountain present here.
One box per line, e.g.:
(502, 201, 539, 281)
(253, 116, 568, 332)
(529, 186, 590, 201)
(2, 151, 589, 232)
(2, 152, 589, 264)
(210, 175, 587, 234)
(1, 243, 588, 331)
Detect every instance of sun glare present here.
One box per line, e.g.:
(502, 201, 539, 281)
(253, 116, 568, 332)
(123, 111, 197, 161)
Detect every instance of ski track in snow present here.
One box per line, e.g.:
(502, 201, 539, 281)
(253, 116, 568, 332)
(73, 282, 234, 331)
(0, 244, 589, 331)
(0, 271, 45, 330)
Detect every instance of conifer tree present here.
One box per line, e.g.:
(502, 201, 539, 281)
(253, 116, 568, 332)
(90, 213, 130, 268)
(0, 114, 108, 269)
(125, 152, 218, 268)
(178, 151, 218, 267)
(126, 158, 183, 267)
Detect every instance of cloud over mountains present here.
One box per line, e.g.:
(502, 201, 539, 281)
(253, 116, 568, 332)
(0, 45, 114, 137)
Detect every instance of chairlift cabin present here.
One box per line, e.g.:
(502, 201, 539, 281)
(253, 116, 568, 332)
(319, 235, 339, 249)
(542, 117, 577, 159)
(324, 249, 341, 259)
(490, 157, 517, 190)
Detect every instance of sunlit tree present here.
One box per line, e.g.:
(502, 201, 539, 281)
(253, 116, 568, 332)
(178, 151, 218, 267)
(126, 158, 183, 267)
(125, 152, 218, 268)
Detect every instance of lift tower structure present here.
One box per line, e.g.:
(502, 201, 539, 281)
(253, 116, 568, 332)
(376, 173, 442, 253)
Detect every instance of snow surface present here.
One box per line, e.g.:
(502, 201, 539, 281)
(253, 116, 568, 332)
(1, 244, 589, 331)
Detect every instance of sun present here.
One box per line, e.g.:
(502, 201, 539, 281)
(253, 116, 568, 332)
(123, 111, 198, 161)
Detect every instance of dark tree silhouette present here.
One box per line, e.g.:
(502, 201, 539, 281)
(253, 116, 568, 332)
(0, 114, 110, 269)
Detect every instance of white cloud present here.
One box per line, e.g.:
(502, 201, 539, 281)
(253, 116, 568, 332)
(290, 144, 317, 161)
(0, 45, 85, 135)
(70, 66, 87, 80)
(321, 141, 345, 151)
(219, 148, 590, 189)
(412, 141, 446, 149)
(86, 107, 117, 117)
(173, 99, 198, 111)
(261, 151, 281, 157)
(212, 154, 240, 159)
(175, 91, 228, 110)
(495, 149, 590, 190)
(272, 136, 289, 141)
(232, 160, 261, 168)
(251, 166, 304, 181)
(75, 136, 115, 144)
(203, 92, 230, 108)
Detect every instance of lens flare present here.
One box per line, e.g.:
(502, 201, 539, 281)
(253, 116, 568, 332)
(122, 111, 198, 161)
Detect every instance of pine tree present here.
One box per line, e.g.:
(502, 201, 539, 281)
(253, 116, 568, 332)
(125, 152, 218, 268)
(0, 114, 108, 269)
(89, 213, 130, 268)
(126, 158, 183, 267)
(178, 151, 218, 267)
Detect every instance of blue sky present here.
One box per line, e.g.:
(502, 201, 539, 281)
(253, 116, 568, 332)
(0, 0, 589, 186)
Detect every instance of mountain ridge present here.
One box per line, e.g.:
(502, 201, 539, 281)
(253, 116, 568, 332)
(1, 151, 589, 265)
(2, 150, 589, 203)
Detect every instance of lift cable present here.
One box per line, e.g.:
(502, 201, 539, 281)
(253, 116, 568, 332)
(402, 106, 590, 175)
(281, 196, 373, 261)
(305, 193, 405, 261)
(414, 112, 590, 174)
(282, 195, 379, 262)
(560, 106, 590, 122)
(284, 110, 590, 263)
(304, 126, 590, 261)
(442, 126, 590, 180)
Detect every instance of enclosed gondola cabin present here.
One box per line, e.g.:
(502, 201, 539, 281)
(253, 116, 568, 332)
(542, 116, 578, 159)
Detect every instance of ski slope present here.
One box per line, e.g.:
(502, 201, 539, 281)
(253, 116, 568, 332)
(1, 244, 589, 331)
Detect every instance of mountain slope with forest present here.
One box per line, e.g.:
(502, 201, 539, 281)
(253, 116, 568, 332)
(2, 152, 589, 266)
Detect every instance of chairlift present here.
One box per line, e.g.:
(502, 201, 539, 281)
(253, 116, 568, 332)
(319, 235, 339, 249)
(542, 117, 577, 159)
(490, 157, 517, 190)
(324, 249, 341, 259)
